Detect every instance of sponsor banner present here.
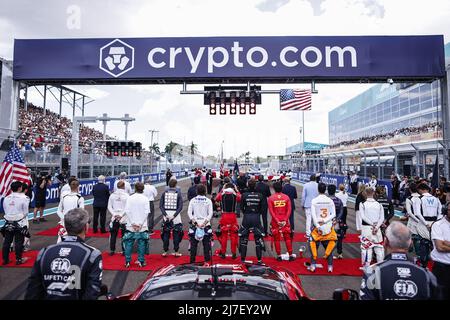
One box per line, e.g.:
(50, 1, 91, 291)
(293, 171, 393, 199)
(14, 36, 445, 82)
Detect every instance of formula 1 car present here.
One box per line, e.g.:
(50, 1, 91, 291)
(107, 262, 310, 300)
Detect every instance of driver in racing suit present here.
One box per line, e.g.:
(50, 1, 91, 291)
(309, 183, 337, 272)
(187, 184, 213, 263)
(25, 208, 103, 300)
(268, 182, 294, 261)
(214, 182, 241, 259)
(239, 178, 265, 264)
(56, 179, 84, 243)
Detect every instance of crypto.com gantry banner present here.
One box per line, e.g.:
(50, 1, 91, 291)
(13, 35, 445, 83)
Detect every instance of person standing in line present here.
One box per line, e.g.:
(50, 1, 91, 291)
(187, 184, 213, 263)
(143, 178, 158, 235)
(56, 179, 84, 243)
(309, 183, 337, 273)
(165, 169, 172, 186)
(431, 201, 450, 300)
(415, 183, 443, 268)
(1, 181, 30, 265)
(402, 182, 422, 257)
(391, 175, 401, 206)
(32, 172, 51, 224)
(301, 174, 319, 239)
(92, 175, 110, 234)
(359, 187, 385, 269)
(327, 184, 344, 259)
(335, 184, 349, 259)
(159, 178, 184, 257)
(368, 175, 378, 190)
(355, 184, 367, 232)
(107, 181, 129, 256)
(60, 176, 77, 199)
(20, 182, 32, 252)
(122, 182, 150, 268)
(25, 208, 103, 300)
(255, 175, 271, 235)
(114, 172, 132, 195)
(282, 177, 298, 235)
(268, 182, 294, 262)
(350, 171, 359, 195)
(187, 176, 201, 201)
(206, 169, 213, 195)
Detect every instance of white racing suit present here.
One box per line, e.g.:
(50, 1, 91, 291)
(187, 195, 214, 263)
(56, 192, 85, 243)
(359, 198, 385, 267)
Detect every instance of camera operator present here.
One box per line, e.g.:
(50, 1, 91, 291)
(1, 181, 30, 265)
(25, 208, 103, 300)
(32, 172, 52, 224)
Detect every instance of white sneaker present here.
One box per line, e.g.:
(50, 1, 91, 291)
(328, 266, 333, 273)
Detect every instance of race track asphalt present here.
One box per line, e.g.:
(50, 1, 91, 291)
(0, 178, 363, 300)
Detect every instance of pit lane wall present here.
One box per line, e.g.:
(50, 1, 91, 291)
(0, 171, 187, 212)
(291, 171, 393, 200)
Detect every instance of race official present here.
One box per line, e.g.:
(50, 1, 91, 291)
(1, 181, 30, 265)
(360, 221, 440, 300)
(92, 175, 110, 233)
(123, 182, 150, 267)
(143, 178, 158, 235)
(239, 179, 265, 264)
(309, 183, 337, 273)
(25, 208, 103, 300)
(56, 179, 84, 243)
(107, 181, 129, 256)
(187, 184, 213, 263)
(430, 201, 450, 299)
(359, 187, 385, 268)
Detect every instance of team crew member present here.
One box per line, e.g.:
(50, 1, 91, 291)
(143, 178, 158, 235)
(56, 179, 84, 243)
(1, 181, 30, 265)
(235, 172, 248, 216)
(187, 176, 201, 201)
(20, 182, 32, 251)
(206, 169, 213, 195)
(350, 171, 358, 195)
(239, 179, 265, 264)
(355, 184, 367, 232)
(309, 183, 337, 272)
(282, 177, 298, 234)
(255, 175, 271, 235)
(416, 183, 443, 268)
(360, 222, 440, 300)
(301, 174, 319, 238)
(113, 172, 132, 194)
(431, 202, 450, 299)
(60, 176, 76, 199)
(107, 181, 129, 256)
(215, 182, 241, 259)
(328, 184, 345, 259)
(123, 182, 150, 267)
(402, 183, 422, 256)
(268, 182, 294, 261)
(375, 186, 394, 231)
(25, 208, 103, 300)
(359, 187, 385, 268)
(159, 178, 184, 257)
(92, 175, 110, 234)
(368, 175, 378, 189)
(187, 184, 213, 263)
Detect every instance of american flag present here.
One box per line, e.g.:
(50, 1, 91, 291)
(280, 89, 312, 111)
(0, 144, 30, 198)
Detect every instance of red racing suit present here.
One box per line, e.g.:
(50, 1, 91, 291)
(268, 192, 293, 255)
(215, 189, 241, 255)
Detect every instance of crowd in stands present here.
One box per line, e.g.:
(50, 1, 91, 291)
(17, 100, 111, 154)
(328, 122, 442, 150)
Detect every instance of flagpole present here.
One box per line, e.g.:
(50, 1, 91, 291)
(302, 110, 305, 171)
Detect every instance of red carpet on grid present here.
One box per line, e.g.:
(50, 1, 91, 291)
(0, 250, 363, 276)
(36, 227, 360, 243)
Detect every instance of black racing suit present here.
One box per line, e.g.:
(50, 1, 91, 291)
(360, 252, 441, 300)
(25, 236, 102, 300)
(159, 188, 184, 252)
(239, 189, 265, 261)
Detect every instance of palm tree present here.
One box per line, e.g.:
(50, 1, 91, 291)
(149, 143, 160, 156)
(164, 141, 179, 163)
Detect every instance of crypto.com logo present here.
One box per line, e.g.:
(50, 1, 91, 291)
(99, 39, 134, 78)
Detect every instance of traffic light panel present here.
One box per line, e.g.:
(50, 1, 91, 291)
(135, 142, 142, 159)
(107, 141, 143, 158)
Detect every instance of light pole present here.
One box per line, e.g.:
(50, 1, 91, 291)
(149, 129, 159, 174)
